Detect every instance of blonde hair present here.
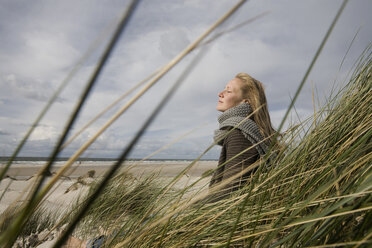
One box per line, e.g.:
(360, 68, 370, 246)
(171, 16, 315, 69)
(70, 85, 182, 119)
(235, 72, 277, 145)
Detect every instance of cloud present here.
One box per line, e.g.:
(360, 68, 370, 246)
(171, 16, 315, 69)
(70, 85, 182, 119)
(28, 124, 59, 141)
(159, 28, 191, 58)
(2, 74, 66, 102)
(0, 0, 371, 159)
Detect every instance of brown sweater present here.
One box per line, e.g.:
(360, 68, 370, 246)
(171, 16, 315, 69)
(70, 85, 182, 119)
(209, 128, 259, 202)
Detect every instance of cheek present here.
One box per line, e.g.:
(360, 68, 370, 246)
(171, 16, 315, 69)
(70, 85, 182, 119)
(232, 95, 243, 104)
(226, 96, 241, 108)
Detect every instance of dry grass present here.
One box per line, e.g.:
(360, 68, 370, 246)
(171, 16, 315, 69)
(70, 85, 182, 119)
(1, 0, 370, 247)
(72, 46, 371, 248)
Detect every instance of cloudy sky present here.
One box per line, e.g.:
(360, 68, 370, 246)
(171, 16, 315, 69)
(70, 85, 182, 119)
(0, 0, 371, 159)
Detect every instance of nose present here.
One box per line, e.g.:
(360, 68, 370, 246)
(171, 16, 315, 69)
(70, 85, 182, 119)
(218, 90, 224, 98)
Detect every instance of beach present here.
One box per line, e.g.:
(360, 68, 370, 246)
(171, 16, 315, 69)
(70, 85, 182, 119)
(0, 160, 216, 247)
(1, 159, 216, 211)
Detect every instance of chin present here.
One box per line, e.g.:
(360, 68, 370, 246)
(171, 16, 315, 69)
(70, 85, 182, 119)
(216, 107, 224, 112)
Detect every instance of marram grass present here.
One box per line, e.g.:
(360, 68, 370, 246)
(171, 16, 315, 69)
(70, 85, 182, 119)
(0, 2, 249, 247)
(0, 0, 369, 246)
(65, 47, 371, 248)
(1, 47, 370, 248)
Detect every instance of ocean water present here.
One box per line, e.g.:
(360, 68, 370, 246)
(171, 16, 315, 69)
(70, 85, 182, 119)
(0, 157, 215, 167)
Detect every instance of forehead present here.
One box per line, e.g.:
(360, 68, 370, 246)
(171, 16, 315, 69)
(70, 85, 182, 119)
(226, 78, 242, 89)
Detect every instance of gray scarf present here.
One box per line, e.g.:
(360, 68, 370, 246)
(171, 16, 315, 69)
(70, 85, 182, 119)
(214, 102, 269, 157)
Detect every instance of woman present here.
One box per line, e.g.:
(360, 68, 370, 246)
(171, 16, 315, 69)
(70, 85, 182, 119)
(209, 73, 277, 202)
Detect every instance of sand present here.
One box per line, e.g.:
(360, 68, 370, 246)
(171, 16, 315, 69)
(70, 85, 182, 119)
(0, 160, 216, 247)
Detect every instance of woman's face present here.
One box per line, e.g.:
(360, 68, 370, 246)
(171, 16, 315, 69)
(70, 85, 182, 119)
(216, 78, 245, 112)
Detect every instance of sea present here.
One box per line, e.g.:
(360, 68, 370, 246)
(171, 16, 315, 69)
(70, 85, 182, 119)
(1, 157, 218, 180)
(0, 157, 215, 166)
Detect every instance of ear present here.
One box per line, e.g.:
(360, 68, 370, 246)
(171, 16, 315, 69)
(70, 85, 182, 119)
(241, 99, 249, 104)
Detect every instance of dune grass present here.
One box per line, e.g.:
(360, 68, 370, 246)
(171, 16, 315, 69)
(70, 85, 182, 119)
(1, 0, 371, 247)
(69, 172, 171, 237)
(0, 205, 59, 242)
(0, 1, 250, 247)
(67, 45, 371, 247)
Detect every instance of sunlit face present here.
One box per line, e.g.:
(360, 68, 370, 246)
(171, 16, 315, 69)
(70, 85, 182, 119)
(216, 78, 245, 112)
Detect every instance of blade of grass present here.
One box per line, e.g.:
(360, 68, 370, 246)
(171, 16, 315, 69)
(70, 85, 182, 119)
(53, 27, 209, 248)
(35, 0, 250, 203)
(0, 16, 119, 182)
(0, 1, 140, 247)
(15, 3, 251, 242)
(223, 1, 349, 246)
(61, 3, 264, 153)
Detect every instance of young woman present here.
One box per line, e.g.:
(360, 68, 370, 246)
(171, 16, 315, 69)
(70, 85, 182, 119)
(209, 73, 277, 202)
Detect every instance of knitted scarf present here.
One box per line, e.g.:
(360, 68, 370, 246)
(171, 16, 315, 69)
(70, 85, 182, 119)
(214, 102, 269, 157)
